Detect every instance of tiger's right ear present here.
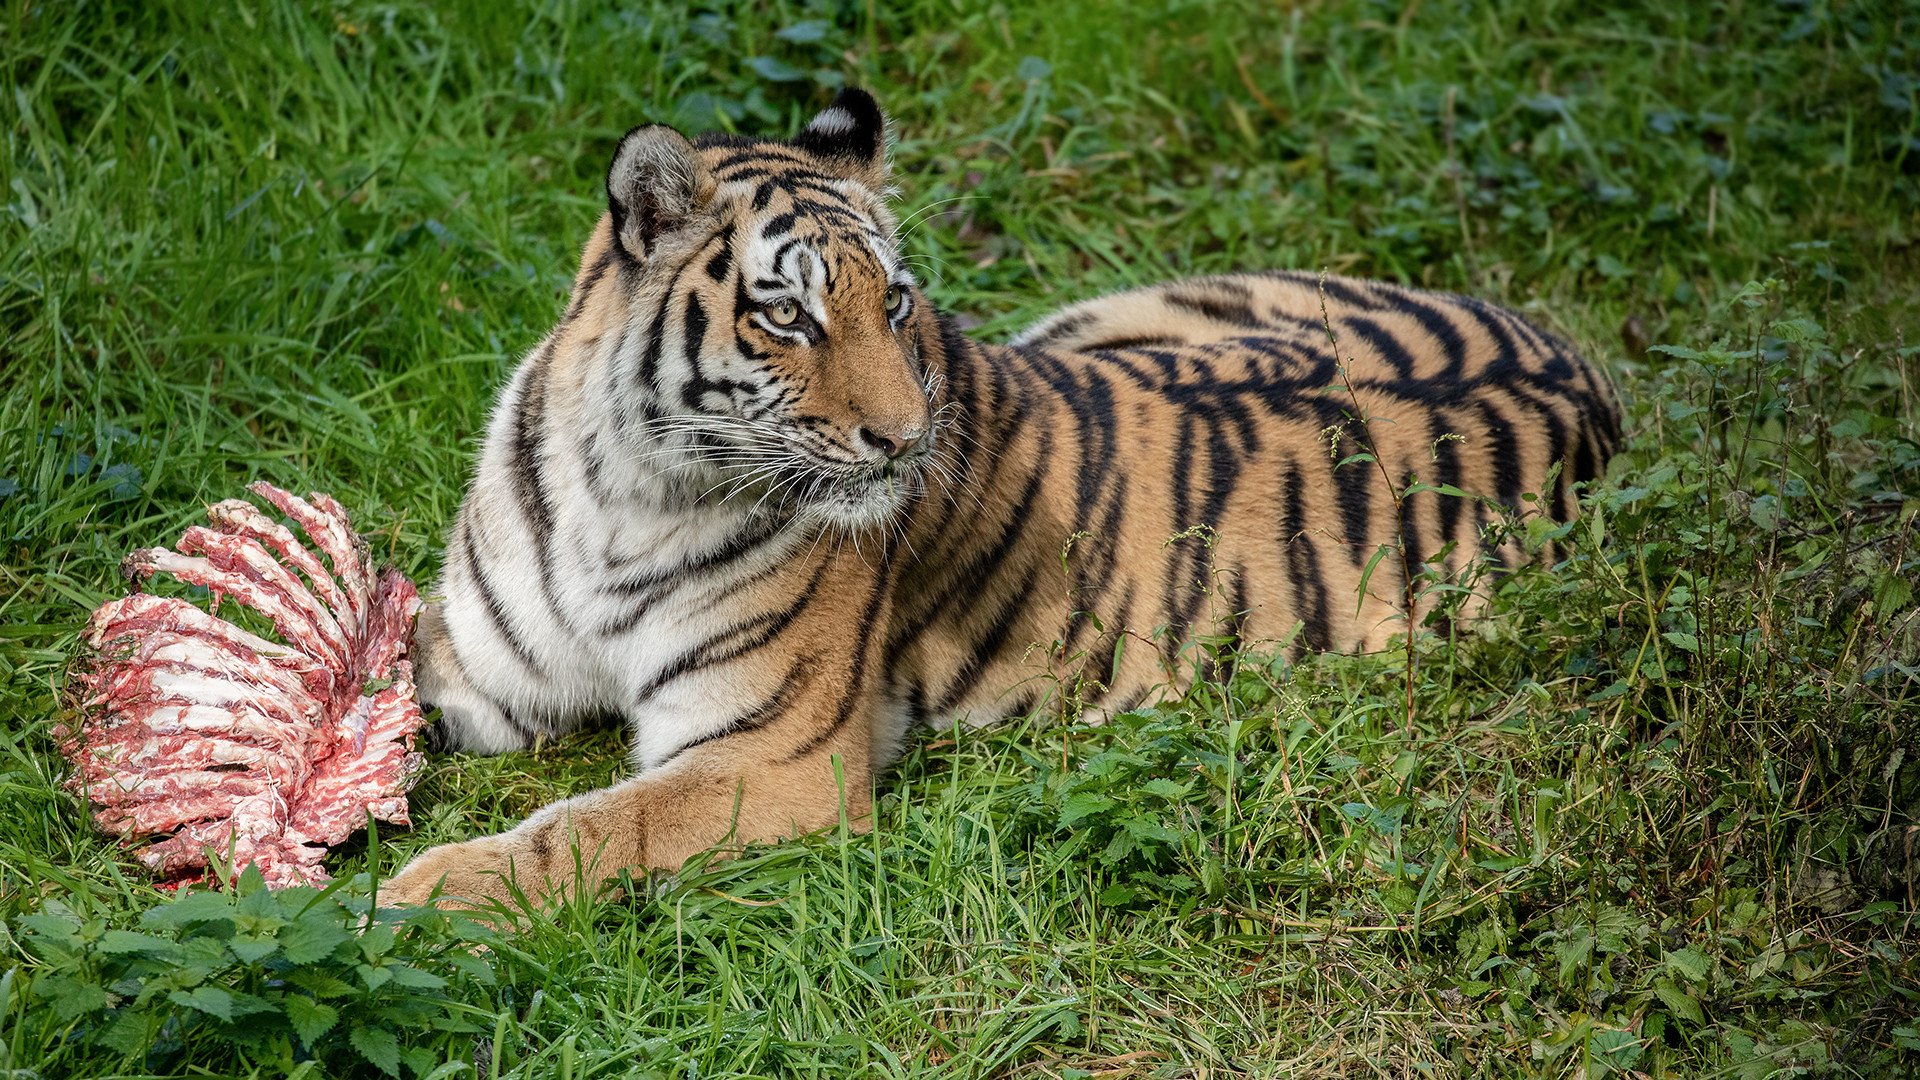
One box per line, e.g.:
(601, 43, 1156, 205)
(606, 125, 714, 264)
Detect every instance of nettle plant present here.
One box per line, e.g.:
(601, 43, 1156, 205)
(11, 870, 504, 1078)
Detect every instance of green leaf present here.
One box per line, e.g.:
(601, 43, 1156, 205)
(1138, 778, 1191, 798)
(284, 995, 339, 1045)
(93, 1009, 154, 1054)
(1647, 343, 1704, 360)
(1588, 1027, 1643, 1070)
(748, 56, 805, 82)
(43, 976, 109, 1020)
(143, 891, 239, 931)
(1355, 543, 1393, 616)
(401, 1047, 442, 1079)
(1654, 978, 1706, 1024)
(97, 929, 179, 955)
(350, 1025, 404, 1077)
(385, 964, 446, 990)
(1060, 791, 1115, 827)
(168, 986, 235, 1021)
(289, 971, 360, 999)
(1554, 933, 1595, 982)
(279, 916, 353, 964)
(359, 922, 396, 961)
(230, 990, 281, 1017)
(18, 913, 82, 945)
(445, 953, 496, 986)
(228, 934, 280, 964)
(1665, 946, 1711, 981)
(1876, 571, 1913, 617)
(773, 20, 830, 42)
(1586, 680, 1631, 702)
(1770, 316, 1825, 343)
(1663, 631, 1699, 653)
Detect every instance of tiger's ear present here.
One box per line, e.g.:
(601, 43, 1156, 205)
(793, 88, 889, 189)
(606, 124, 714, 263)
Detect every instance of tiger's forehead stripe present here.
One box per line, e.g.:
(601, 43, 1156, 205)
(707, 177, 900, 313)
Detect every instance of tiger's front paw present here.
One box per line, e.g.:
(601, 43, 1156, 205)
(383, 835, 535, 913)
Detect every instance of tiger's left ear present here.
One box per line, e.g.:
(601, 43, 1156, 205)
(793, 88, 890, 190)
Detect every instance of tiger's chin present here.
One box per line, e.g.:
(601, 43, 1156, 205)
(794, 470, 918, 533)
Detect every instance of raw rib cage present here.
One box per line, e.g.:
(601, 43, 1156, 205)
(60, 482, 427, 888)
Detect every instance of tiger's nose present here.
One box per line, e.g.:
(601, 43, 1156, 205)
(857, 426, 924, 460)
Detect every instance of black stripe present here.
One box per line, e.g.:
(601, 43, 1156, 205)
(657, 659, 816, 765)
(506, 346, 573, 634)
(1158, 412, 1199, 661)
(1339, 315, 1420, 380)
(1429, 411, 1466, 552)
(704, 224, 735, 281)
(635, 262, 688, 390)
(1281, 464, 1333, 656)
(1475, 399, 1524, 506)
(1397, 467, 1423, 605)
(629, 560, 831, 706)
(1390, 293, 1471, 381)
(786, 558, 895, 761)
(888, 447, 1046, 673)
(563, 246, 616, 323)
(456, 513, 545, 676)
(1021, 312, 1092, 347)
(678, 291, 712, 410)
(598, 516, 791, 634)
(1090, 335, 1181, 351)
(1165, 283, 1261, 328)
(1329, 421, 1375, 567)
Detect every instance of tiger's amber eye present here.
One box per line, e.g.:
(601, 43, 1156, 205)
(768, 299, 799, 326)
(884, 285, 903, 312)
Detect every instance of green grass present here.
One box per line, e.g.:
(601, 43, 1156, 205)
(2, 0, 1918, 1076)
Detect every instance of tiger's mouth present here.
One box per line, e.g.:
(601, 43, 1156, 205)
(794, 453, 927, 528)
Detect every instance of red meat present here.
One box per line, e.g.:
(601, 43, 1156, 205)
(61, 483, 428, 888)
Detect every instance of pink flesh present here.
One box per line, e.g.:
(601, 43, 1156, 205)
(67, 482, 427, 888)
(177, 526, 350, 666)
(206, 499, 349, 614)
(247, 483, 371, 629)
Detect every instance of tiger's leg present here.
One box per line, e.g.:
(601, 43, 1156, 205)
(383, 673, 878, 911)
(411, 602, 529, 754)
(413, 597, 614, 755)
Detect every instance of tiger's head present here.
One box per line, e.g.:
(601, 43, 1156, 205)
(585, 88, 944, 532)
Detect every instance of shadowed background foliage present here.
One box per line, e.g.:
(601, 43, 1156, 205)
(1, 1, 1917, 1077)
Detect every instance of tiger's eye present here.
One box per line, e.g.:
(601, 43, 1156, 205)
(884, 285, 903, 312)
(768, 299, 799, 326)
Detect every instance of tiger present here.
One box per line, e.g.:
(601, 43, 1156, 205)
(383, 88, 1620, 910)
